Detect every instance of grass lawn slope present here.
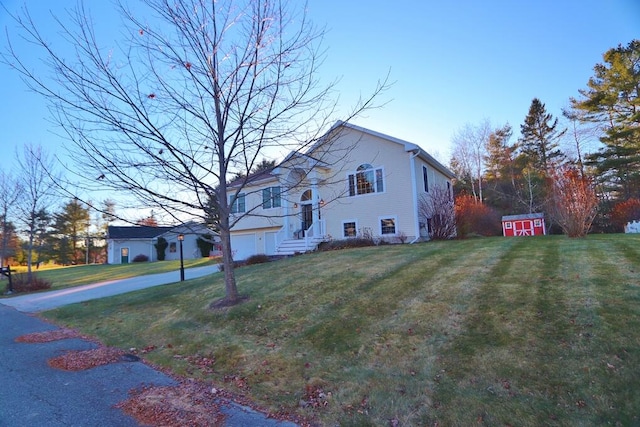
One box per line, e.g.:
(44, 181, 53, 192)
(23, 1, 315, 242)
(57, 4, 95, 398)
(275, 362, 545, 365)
(43, 235, 640, 426)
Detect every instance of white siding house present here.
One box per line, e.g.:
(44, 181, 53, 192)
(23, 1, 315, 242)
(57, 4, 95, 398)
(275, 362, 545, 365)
(106, 222, 217, 264)
(227, 121, 455, 260)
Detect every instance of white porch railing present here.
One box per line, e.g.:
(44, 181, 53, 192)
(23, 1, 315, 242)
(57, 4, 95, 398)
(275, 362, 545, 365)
(304, 219, 326, 247)
(275, 226, 287, 248)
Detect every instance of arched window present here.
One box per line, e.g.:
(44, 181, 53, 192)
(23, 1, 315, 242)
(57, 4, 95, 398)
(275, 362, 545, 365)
(300, 189, 312, 202)
(348, 164, 384, 196)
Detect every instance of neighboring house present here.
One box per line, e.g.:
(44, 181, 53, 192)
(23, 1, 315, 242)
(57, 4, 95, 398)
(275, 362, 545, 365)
(106, 221, 217, 264)
(227, 121, 456, 260)
(502, 213, 546, 237)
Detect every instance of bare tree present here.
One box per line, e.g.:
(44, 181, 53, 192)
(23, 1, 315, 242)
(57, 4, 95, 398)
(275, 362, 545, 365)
(561, 107, 602, 178)
(418, 185, 456, 240)
(450, 119, 492, 201)
(0, 169, 22, 266)
(15, 144, 57, 280)
(3, 0, 387, 306)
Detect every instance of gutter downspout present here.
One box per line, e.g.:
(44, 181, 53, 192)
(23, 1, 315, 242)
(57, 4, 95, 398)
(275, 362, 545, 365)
(409, 149, 421, 244)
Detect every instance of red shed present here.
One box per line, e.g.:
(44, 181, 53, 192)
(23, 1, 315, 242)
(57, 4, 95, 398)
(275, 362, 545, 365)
(502, 213, 546, 237)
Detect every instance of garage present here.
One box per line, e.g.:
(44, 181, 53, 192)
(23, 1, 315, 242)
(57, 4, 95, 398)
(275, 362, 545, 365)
(230, 233, 257, 261)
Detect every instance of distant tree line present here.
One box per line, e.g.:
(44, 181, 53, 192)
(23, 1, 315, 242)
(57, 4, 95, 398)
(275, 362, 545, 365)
(449, 39, 640, 236)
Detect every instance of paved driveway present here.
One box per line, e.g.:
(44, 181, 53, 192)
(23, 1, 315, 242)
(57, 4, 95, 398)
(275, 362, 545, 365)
(0, 266, 298, 426)
(1, 265, 220, 313)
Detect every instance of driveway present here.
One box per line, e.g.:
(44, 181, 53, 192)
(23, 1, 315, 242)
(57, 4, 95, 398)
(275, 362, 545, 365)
(0, 266, 299, 427)
(1, 265, 220, 313)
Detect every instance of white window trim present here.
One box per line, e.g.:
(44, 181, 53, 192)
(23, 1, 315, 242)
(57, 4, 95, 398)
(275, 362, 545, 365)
(229, 192, 246, 214)
(422, 165, 429, 193)
(505, 221, 513, 229)
(379, 215, 398, 236)
(346, 165, 386, 197)
(262, 186, 281, 210)
(342, 219, 359, 238)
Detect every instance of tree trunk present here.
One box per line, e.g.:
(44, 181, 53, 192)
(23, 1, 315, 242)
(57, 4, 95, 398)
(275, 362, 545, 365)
(219, 227, 239, 303)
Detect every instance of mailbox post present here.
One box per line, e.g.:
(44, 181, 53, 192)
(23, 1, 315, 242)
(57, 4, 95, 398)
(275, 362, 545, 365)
(1, 266, 13, 294)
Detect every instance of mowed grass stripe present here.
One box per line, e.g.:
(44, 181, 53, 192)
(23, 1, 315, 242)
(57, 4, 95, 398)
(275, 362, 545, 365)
(42, 236, 640, 426)
(585, 236, 640, 424)
(429, 236, 640, 427)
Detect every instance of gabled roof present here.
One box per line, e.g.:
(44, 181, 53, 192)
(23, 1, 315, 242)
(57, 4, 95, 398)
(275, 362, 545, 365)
(282, 121, 455, 179)
(331, 121, 456, 179)
(227, 168, 277, 189)
(502, 213, 545, 221)
(107, 226, 174, 239)
(229, 121, 456, 188)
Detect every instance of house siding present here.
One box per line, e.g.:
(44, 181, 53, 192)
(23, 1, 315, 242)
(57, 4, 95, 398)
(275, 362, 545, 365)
(227, 122, 455, 258)
(106, 223, 217, 264)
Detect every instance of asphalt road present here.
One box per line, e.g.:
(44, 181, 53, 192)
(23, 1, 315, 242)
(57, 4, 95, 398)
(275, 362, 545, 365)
(0, 266, 299, 427)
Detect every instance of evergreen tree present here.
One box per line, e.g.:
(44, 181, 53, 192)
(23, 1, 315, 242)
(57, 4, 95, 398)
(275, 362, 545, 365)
(52, 198, 90, 264)
(571, 39, 640, 200)
(519, 98, 566, 172)
(483, 124, 520, 213)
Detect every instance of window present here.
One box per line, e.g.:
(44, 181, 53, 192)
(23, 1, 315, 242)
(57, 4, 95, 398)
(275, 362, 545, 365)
(380, 217, 396, 235)
(348, 164, 384, 196)
(262, 186, 281, 209)
(534, 219, 542, 227)
(342, 220, 357, 238)
(423, 165, 429, 192)
(169, 242, 177, 253)
(505, 221, 513, 229)
(229, 193, 246, 213)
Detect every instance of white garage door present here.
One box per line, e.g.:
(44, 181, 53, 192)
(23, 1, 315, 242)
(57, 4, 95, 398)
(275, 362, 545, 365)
(231, 233, 256, 261)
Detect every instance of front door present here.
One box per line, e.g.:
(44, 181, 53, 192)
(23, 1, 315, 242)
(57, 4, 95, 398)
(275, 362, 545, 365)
(301, 204, 313, 234)
(120, 247, 129, 264)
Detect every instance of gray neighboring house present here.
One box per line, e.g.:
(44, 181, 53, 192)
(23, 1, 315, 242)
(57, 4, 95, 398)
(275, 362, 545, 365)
(106, 221, 218, 264)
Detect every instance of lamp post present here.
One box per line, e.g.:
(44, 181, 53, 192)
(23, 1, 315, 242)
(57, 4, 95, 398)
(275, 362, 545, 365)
(178, 234, 185, 281)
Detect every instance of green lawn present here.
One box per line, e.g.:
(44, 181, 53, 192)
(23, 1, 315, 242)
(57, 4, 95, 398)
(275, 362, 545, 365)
(42, 235, 640, 426)
(4, 258, 216, 292)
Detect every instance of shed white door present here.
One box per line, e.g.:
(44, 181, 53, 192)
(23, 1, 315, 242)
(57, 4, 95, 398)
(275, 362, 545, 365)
(514, 220, 533, 236)
(230, 234, 256, 261)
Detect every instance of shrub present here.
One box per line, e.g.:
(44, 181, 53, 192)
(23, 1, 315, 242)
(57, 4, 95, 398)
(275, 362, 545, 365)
(548, 167, 598, 237)
(154, 237, 168, 261)
(418, 186, 456, 240)
(455, 194, 501, 238)
(9, 272, 52, 293)
(318, 238, 376, 251)
(196, 234, 215, 257)
(132, 254, 149, 262)
(245, 254, 270, 265)
(610, 198, 640, 232)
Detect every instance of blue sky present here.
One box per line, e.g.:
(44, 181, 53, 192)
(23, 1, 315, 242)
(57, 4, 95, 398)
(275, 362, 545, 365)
(1, 0, 638, 170)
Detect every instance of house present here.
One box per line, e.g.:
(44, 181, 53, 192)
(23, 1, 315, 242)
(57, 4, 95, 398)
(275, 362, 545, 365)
(501, 213, 546, 237)
(106, 221, 217, 264)
(227, 121, 456, 260)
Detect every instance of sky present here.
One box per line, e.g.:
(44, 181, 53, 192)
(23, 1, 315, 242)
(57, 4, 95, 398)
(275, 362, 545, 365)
(0, 0, 638, 194)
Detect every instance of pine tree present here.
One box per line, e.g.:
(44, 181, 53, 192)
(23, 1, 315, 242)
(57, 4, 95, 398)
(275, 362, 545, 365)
(52, 198, 90, 265)
(571, 40, 640, 200)
(483, 124, 520, 213)
(519, 98, 566, 172)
